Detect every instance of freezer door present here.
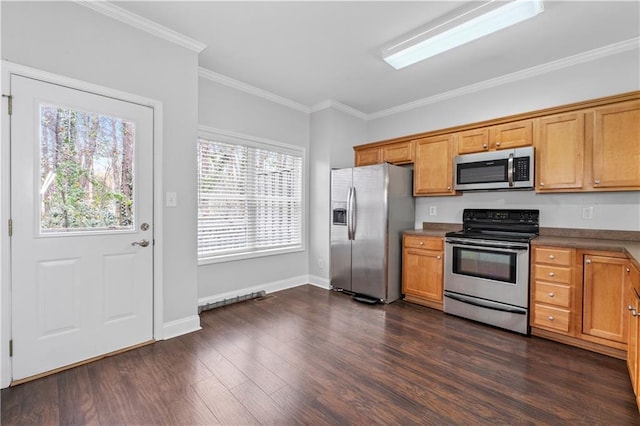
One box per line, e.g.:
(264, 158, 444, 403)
(351, 164, 388, 300)
(330, 168, 353, 291)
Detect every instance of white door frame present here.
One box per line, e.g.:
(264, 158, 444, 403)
(0, 61, 165, 388)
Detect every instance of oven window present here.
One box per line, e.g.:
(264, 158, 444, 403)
(452, 246, 517, 284)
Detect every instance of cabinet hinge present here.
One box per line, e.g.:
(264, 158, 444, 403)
(2, 94, 12, 115)
(9, 340, 13, 357)
(8, 219, 12, 237)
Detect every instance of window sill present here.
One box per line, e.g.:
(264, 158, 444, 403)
(198, 245, 304, 266)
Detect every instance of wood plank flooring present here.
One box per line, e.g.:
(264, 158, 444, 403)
(2, 284, 639, 425)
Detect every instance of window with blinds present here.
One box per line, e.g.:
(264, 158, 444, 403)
(197, 136, 303, 262)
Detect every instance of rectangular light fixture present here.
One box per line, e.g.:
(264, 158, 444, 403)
(383, 0, 544, 70)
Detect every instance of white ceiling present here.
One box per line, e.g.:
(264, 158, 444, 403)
(113, 1, 640, 115)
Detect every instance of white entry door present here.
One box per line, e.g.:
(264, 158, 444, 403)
(10, 75, 154, 381)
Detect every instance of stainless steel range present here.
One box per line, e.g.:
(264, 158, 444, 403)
(444, 209, 539, 335)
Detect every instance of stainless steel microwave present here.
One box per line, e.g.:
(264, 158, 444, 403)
(454, 146, 534, 191)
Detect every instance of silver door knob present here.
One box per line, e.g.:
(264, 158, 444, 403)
(132, 239, 150, 247)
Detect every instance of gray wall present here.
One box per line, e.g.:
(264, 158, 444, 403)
(1, 2, 199, 326)
(308, 108, 366, 282)
(366, 49, 640, 231)
(197, 77, 311, 302)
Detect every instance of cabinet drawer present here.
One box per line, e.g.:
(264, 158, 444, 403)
(534, 282, 571, 308)
(534, 264, 571, 284)
(403, 235, 443, 250)
(534, 247, 573, 266)
(533, 304, 571, 333)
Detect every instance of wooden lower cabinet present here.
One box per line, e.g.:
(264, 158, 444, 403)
(582, 252, 628, 348)
(402, 235, 444, 310)
(626, 263, 640, 412)
(531, 246, 575, 335)
(530, 247, 629, 358)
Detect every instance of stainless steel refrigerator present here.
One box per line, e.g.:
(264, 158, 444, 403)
(330, 163, 415, 303)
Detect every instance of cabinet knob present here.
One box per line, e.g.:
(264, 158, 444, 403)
(627, 267, 631, 273)
(548, 315, 555, 321)
(437, 256, 441, 259)
(548, 292, 555, 298)
(630, 305, 636, 311)
(594, 179, 601, 185)
(419, 241, 424, 246)
(447, 186, 451, 190)
(482, 143, 488, 149)
(585, 259, 592, 264)
(632, 309, 639, 317)
(495, 142, 501, 147)
(548, 272, 555, 277)
(540, 182, 545, 186)
(548, 255, 555, 260)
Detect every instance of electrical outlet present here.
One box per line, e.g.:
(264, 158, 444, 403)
(429, 206, 437, 216)
(582, 206, 594, 220)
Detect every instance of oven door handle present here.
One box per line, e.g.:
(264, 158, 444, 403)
(445, 239, 529, 251)
(445, 292, 527, 315)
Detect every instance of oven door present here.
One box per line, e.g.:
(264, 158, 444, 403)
(444, 238, 530, 308)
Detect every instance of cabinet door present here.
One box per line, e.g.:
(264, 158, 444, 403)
(583, 255, 628, 344)
(593, 100, 640, 189)
(402, 248, 443, 302)
(456, 128, 489, 154)
(535, 113, 585, 191)
(489, 119, 533, 150)
(414, 135, 455, 196)
(355, 147, 381, 167)
(627, 263, 640, 396)
(382, 141, 414, 164)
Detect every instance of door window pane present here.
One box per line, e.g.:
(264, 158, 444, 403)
(39, 104, 135, 233)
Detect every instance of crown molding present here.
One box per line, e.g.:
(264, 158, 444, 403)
(75, 1, 206, 53)
(310, 100, 368, 120)
(369, 37, 640, 120)
(199, 67, 310, 114)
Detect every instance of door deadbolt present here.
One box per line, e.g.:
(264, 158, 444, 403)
(140, 223, 150, 231)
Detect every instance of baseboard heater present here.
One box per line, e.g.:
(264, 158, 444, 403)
(198, 290, 267, 313)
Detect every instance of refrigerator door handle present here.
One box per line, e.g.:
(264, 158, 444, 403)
(347, 186, 356, 240)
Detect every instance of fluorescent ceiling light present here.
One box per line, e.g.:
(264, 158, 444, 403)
(383, 0, 544, 70)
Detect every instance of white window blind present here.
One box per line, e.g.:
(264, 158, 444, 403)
(197, 137, 303, 261)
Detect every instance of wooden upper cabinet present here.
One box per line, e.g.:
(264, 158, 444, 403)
(456, 120, 533, 154)
(592, 100, 640, 190)
(354, 141, 413, 166)
(535, 112, 585, 191)
(489, 119, 533, 150)
(456, 128, 490, 154)
(354, 146, 381, 167)
(414, 135, 456, 196)
(382, 141, 414, 164)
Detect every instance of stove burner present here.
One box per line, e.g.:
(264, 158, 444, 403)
(447, 208, 540, 242)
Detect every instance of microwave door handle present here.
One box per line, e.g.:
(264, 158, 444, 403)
(507, 153, 514, 187)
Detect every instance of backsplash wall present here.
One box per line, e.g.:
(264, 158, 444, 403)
(415, 191, 640, 231)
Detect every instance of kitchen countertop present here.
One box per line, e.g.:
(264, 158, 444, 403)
(403, 223, 640, 270)
(532, 235, 640, 270)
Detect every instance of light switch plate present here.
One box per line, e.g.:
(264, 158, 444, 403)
(166, 192, 177, 207)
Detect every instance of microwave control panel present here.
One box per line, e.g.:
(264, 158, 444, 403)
(513, 156, 530, 181)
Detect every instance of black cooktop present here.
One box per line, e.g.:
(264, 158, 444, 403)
(445, 209, 540, 243)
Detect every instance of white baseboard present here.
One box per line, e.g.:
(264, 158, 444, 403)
(161, 315, 202, 340)
(198, 274, 315, 307)
(308, 274, 331, 290)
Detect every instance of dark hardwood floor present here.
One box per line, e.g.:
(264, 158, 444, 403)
(2, 284, 639, 425)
